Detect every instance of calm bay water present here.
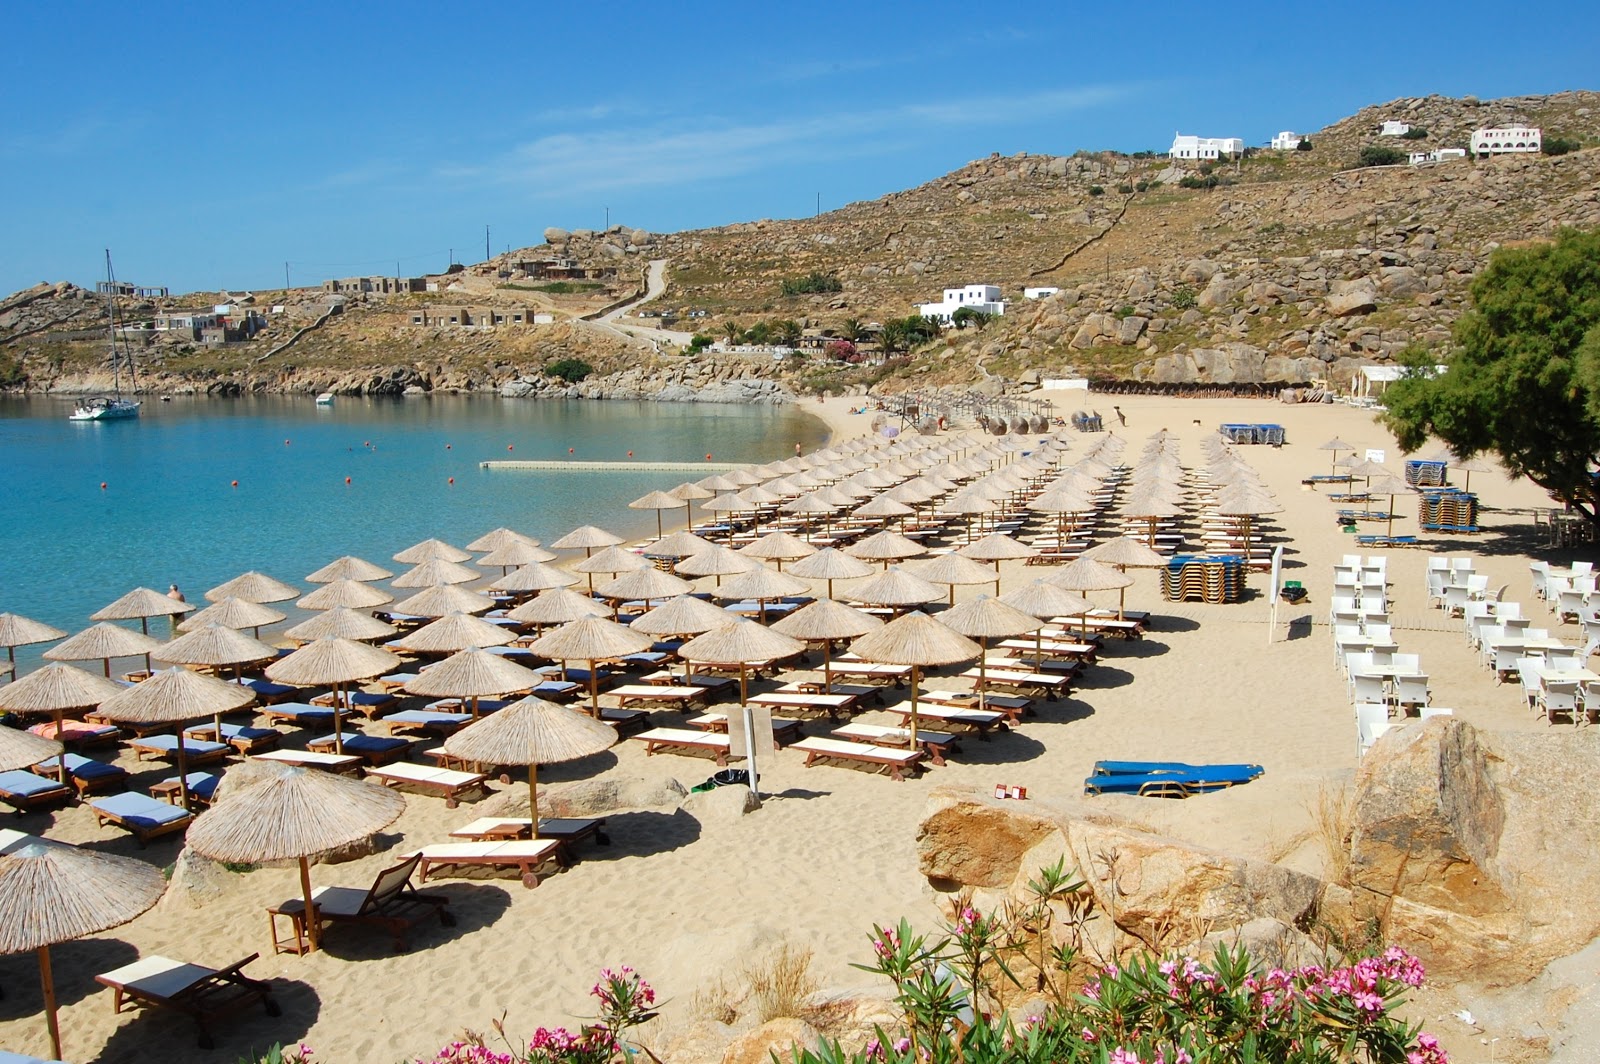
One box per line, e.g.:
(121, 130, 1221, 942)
(0, 394, 827, 670)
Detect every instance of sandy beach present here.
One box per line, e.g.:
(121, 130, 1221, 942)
(0, 391, 1566, 1064)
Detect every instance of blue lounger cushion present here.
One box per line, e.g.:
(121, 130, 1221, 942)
(134, 735, 230, 757)
(158, 772, 221, 801)
(92, 792, 191, 829)
(1093, 761, 1264, 779)
(388, 710, 473, 728)
(188, 723, 277, 742)
(0, 1050, 70, 1064)
(235, 677, 299, 697)
(310, 733, 410, 753)
(0, 769, 70, 800)
(35, 753, 126, 781)
(267, 703, 338, 723)
(336, 691, 394, 707)
(1085, 766, 1262, 797)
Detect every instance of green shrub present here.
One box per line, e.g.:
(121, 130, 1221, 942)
(1358, 145, 1407, 167)
(780, 271, 843, 296)
(1544, 136, 1584, 156)
(543, 358, 594, 383)
(1114, 183, 1134, 194)
(1170, 287, 1197, 310)
(1178, 174, 1220, 189)
(1400, 126, 1429, 140)
(1088, 185, 1105, 197)
(1114, 304, 1136, 320)
(1297, 137, 1314, 151)
(686, 334, 713, 355)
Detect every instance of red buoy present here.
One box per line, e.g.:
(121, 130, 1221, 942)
(345, 476, 352, 485)
(231, 480, 239, 488)
(627, 451, 634, 458)
(448, 477, 455, 485)
(568, 448, 575, 455)
(507, 444, 514, 451)
(99, 482, 107, 490)
(705, 453, 712, 461)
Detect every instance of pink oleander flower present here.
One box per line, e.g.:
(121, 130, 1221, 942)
(1082, 1027, 1098, 1042)
(1109, 1048, 1142, 1064)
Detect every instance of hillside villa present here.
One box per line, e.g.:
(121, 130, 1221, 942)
(1168, 134, 1244, 160)
(1470, 126, 1542, 157)
(917, 284, 1006, 323)
(1380, 120, 1412, 136)
(1270, 131, 1303, 150)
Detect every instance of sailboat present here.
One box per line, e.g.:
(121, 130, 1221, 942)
(69, 250, 141, 422)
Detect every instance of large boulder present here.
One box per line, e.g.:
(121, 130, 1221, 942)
(722, 1018, 822, 1064)
(917, 788, 1060, 887)
(1325, 278, 1379, 316)
(543, 227, 569, 246)
(1196, 273, 1245, 309)
(542, 774, 689, 816)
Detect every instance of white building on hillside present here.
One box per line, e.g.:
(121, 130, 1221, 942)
(1408, 148, 1467, 166)
(1169, 133, 1244, 160)
(1024, 287, 1060, 300)
(1380, 120, 1411, 136)
(1470, 127, 1542, 157)
(917, 285, 1005, 323)
(1271, 131, 1303, 150)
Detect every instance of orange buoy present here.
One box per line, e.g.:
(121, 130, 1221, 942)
(100, 482, 107, 490)
(507, 444, 514, 451)
(627, 451, 634, 458)
(345, 476, 352, 485)
(231, 480, 238, 488)
(448, 477, 455, 485)
(568, 447, 575, 455)
(705, 453, 712, 461)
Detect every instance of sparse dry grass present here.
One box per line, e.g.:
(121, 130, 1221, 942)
(1308, 780, 1356, 885)
(687, 938, 819, 1027)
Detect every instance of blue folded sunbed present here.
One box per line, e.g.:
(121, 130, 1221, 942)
(232, 677, 302, 703)
(128, 734, 231, 764)
(386, 709, 473, 733)
(33, 753, 129, 795)
(0, 769, 72, 812)
(261, 702, 338, 726)
(1085, 762, 1263, 798)
(1092, 761, 1264, 778)
(307, 732, 412, 764)
(90, 791, 192, 845)
(184, 722, 280, 752)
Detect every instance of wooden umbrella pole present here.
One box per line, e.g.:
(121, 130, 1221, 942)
(40, 944, 62, 1060)
(823, 641, 833, 695)
(978, 640, 989, 713)
(333, 683, 344, 755)
(589, 660, 599, 718)
(529, 762, 539, 824)
(175, 728, 192, 812)
(299, 855, 321, 953)
(909, 665, 920, 745)
(54, 710, 67, 785)
(739, 663, 748, 707)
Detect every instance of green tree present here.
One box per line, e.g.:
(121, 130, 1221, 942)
(771, 318, 802, 346)
(951, 307, 993, 331)
(686, 334, 713, 355)
(543, 358, 594, 383)
(878, 318, 912, 355)
(1358, 145, 1407, 167)
(1383, 227, 1600, 526)
(840, 318, 869, 343)
(721, 319, 742, 344)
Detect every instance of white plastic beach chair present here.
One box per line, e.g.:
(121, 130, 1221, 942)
(1519, 658, 1547, 709)
(1393, 674, 1429, 713)
(1350, 673, 1388, 706)
(1540, 681, 1580, 726)
(1356, 704, 1392, 757)
(1530, 561, 1550, 599)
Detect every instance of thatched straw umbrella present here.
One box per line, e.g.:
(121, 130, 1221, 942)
(205, 571, 299, 604)
(853, 494, 915, 525)
(957, 533, 1037, 593)
(549, 525, 623, 557)
(674, 543, 755, 586)
(938, 595, 1043, 710)
(772, 598, 882, 693)
(296, 578, 393, 611)
(155, 623, 278, 681)
(95, 666, 253, 809)
(739, 530, 818, 571)
(0, 841, 166, 1058)
(393, 538, 470, 564)
(392, 611, 516, 654)
(788, 547, 874, 600)
(572, 545, 649, 592)
(1048, 557, 1135, 621)
(389, 584, 495, 617)
(645, 529, 713, 560)
(1427, 449, 1497, 493)
(1121, 494, 1185, 549)
(186, 763, 405, 953)
(403, 646, 545, 719)
(44, 623, 162, 678)
(506, 588, 610, 629)
(305, 556, 393, 583)
(524, 617, 653, 716)
(1083, 536, 1168, 571)
(1001, 580, 1095, 651)
(285, 606, 397, 644)
(630, 594, 733, 639)
(476, 540, 557, 575)
(1361, 476, 1416, 538)
(178, 596, 286, 638)
(846, 528, 926, 569)
(490, 561, 579, 595)
(91, 588, 194, 635)
(848, 611, 980, 745)
(0, 613, 68, 668)
(844, 566, 943, 612)
(466, 527, 538, 553)
(668, 481, 715, 532)
(442, 696, 615, 828)
(907, 552, 998, 606)
(594, 568, 694, 614)
(629, 489, 684, 540)
(0, 725, 61, 772)
(0, 664, 124, 783)
(678, 620, 806, 802)
(715, 565, 811, 623)
(266, 638, 401, 753)
(391, 558, 480, 588)
(1318, 437, 1358, 476)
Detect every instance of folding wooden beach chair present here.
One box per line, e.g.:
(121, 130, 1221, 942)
(96, 952, 279, 1048)
(279, 853, 455, 952)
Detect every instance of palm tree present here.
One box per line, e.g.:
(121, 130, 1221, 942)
(840, 318, 868, 343)
(721, 320, 743, 345)
(879, 319, 911, 356)
(772, 319, 802, 346)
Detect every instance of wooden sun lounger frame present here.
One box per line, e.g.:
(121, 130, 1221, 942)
(250, 749, 363, 774)
(90, 794, 194, 847)
(830, 723, 959, 766)
(0, 771, 73, 815)
(305, 734, 416, 766)
(411, 838, 567, 889)
(632, 727, 731, 766)
(294, 854, 456, 951)
(610, 684, 711, 711)
(960, 667, 1071, 699)
(364, 762, 489, 807)
(96, 952, 279, 1049)
(126, 736, 231, 766)
(790, 736, 924, 782)
(183, 724, 281, 755)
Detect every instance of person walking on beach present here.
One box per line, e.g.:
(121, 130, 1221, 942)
(794, 442, 803, 458)
(1113, 406, 1126, 427)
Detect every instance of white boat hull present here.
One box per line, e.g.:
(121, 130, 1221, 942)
(69, 398, 141, 421)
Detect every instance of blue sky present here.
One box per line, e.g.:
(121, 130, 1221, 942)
(3, 0, 1594, 297)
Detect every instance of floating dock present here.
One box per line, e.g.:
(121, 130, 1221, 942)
(480, 460, 746, 473)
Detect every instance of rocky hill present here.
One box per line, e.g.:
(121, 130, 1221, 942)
(4, 91, 1598, 399)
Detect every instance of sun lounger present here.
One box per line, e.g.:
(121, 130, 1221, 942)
(230, 677, 302, 705)
(305, 732, 415, 766)
(748, 690, 862, 719)
(406, 838, 566, 889)
(819, 660, 911, 687)
(90, 792, 193, 846)
(600, 707, 652, 736)
(150, 772, 221, 805)
(365, 762, 488, 806)
(259, 702, 339, 728)
(381, 709, 474, 736)
(1092, 761, 1264, 779)
(373, 671, 422, 693)
(0, 1053, 67, 1064)
(920, 689, 1034, 721)
(33, 719, 123, 746)
(960, 666, 1071, 699)
(685, 713, 805, 746)
(184, 722, 281, 754)
(610, 683, 710, 711)
(641, 670, 737, 697)
(127, 734, 231, 766)
(450, 816, 610, 850)
(0, 769, 72, 814)
(790, 736, 924, 781)
(276, 853, 454, 952)
(0, 827, 63, 853)
(887, 703, 1007, 738)
(32, 753, 130, 796)
(785, 680, 885, 705)
(250, 749, 363, 774)
(831, 722, 960, 766)
(631, 727, 732, 765)
(1083, 764, 1263, 797)
(423, 697, 509, 716)
(96, 952, 278, 1048)
(309, 689, 399, 719)
(981, 655, 1084, 679)
(995, 637, 1097, 662)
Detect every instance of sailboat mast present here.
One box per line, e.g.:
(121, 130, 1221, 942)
(104, 250, 121, 396)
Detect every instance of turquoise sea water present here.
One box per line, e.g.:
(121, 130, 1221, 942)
(0, 394, 827, 670)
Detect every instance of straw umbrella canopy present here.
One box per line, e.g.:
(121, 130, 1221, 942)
(646, 530, 714, 565)
(594, 567, 695, 611)
(0, 664, 124, 783)
(630, 594, 735, 640)
(90, 588, 194, 635)
(1363, 475, 1419, 537)
(1318, 437, 1358, 475)
(44, 623, 162, 678)
(788, 546, 875, 599)
(1428, 449, 1498, 492)
(1346, 458, 1389, 487)
(266, 637, 401, 753)
(771, 598, 883, 693)
(186, 763, 404, 954)
(403, 646, 545, 719)
(1048, 557, 1136, 621)
(1215, 488, 1284, 559)
(668, 481, 715, 532)
(393, 538, 470, 564)
(524, 616, 653, 716)
(392, 611, 517, 654)
(629, 489, 684, 539)
(465, 527, 538, 553)
(848, 611, 980, 744)
(715, 565, 812, 623)
(391, 558, 480, 588)
(938, 595, 1044, 711)
(476, 541, 558, 574)
(506, 588, 611, 628)
(572, 545, 649, 593)
(674, 543, 756, 586)
(550, 525, 624, 556)
(958, 533, 1038, 593)
(390, 584, 495, 617)
(443, 696, 615, 827)
(678, 619, 806, 707)
(1083, 536, 1168, 570)
(1001, 580, 1096, 648)
(205, 571, 299, 604)
(490, 560, 580, 596)
(846, 528, 927, 569)
(0, 613, 67, 666)
(0, 725, 61, 772)
(0, 840, 166, 1059)
(907, 553, 999, 606)
(285, 606, 397, 644)
(305, 555, 393, 583)
(156, 623, 278, 677)
(95, 666, 254, 809)
(296, 578, 394, 611)
(844, 565, 943, 611)
(740, 530, 818, 570)
(853, 494, 915, 523)
(1121, 494, 1185, 548)
(178, 597, 286, 638)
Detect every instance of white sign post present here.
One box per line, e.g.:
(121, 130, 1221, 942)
(725, 700, 774, 805)
(1267, 545, 1285, 645)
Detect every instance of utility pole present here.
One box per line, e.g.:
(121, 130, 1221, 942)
(284, 262, 290, 291)
(816, 192, 820, 218)
(449, 248, 454, 268)
(485, 225, 490, 262)
(604, 206, 610, 231)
